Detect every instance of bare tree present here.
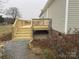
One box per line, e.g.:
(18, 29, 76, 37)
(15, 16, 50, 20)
(0, 0, 9, 13)
(4, 7, 21, 19)
(3, 7, 21, 24)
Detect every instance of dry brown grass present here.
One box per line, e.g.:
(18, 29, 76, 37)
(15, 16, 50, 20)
(0, 25, 12, 41)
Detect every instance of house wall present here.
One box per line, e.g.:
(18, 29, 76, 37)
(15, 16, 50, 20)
(45, 0, 66, 33)
(67, 0, 79, 33)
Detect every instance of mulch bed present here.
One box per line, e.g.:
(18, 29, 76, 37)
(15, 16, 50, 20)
(31, 29, 79, 51)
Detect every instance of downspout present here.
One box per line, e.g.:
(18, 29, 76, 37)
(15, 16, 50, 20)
(65, 0, 69, 34)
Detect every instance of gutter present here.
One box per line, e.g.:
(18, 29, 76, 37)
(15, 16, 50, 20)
(39, 0, 54, 17)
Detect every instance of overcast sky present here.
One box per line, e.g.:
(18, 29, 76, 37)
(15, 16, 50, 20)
(4, 0, 47, 19)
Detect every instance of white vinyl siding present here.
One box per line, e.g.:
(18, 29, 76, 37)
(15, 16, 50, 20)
(47, 0, 66, 33)
(40, 0, 79, 34)
(67, 0, 79, 33)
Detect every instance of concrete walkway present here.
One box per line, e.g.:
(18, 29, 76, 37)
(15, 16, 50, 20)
(3, 40, 44, 59)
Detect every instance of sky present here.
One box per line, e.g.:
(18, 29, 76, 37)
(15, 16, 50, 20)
(4, 0, 47, 19)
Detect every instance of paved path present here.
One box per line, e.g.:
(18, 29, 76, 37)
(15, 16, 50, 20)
(3, 40, 44, 59)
